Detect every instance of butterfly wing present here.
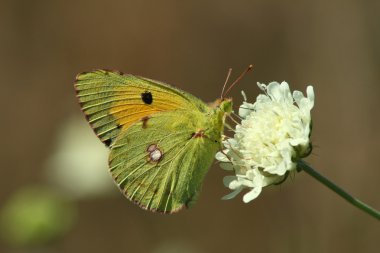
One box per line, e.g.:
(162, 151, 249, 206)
(74, 70, 208, 146)
(109, 109, 221, 213)
(75, 70, 226, 213)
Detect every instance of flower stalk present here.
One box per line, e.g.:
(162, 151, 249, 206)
(297, 160, 380, 221)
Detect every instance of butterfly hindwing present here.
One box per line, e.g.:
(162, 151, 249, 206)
(109, 110, 220, 213)
(74, 70, 208, 146)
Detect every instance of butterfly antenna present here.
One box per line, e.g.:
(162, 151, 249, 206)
(220, 68, 233, 99)
(222, 64, 253, 97)
(224, 122, 235, 132)
(231, 111, 242, 120)
(227, 114, 240, 125)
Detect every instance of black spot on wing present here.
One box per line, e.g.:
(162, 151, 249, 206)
(141, 91, 153, 104)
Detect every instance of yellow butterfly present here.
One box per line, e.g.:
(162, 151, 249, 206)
(74, 68, 249, 213)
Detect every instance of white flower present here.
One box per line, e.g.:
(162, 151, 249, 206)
(216, 81, 314, 202)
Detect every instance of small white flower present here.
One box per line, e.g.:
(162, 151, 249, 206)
(216, 81, 314, 202)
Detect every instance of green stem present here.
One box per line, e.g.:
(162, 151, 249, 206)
(297, 160, 380, 221)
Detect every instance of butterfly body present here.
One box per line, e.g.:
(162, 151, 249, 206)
(75, 70, 231, 213)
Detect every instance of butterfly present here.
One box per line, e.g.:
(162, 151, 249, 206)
(74, 68, 250, 213)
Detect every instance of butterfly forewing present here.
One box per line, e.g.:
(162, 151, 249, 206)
(74, 70, 208, 146)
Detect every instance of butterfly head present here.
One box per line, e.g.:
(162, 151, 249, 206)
(205, 98, 233, 145)
(209, 98, 232, 114)
(219, 98, 233, 114)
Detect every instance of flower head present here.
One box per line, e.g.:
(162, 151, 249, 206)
(216, 81, 314, 202)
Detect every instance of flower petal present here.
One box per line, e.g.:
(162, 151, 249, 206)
(293, 90, 304, 106)
(215, 151, 229, 162)
(239, 102, 255, 118)
(222, 187, 243, 200)
(267, 82, 282, 101)
(219, 162, 234, 171)
(306, 86, 315, 109)
(280, 81, 293, 104)
(223, 176, 238, 187)
(243, 187, 262, 203)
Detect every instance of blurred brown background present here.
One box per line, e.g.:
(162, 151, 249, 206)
(0, 0, 379, 252)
